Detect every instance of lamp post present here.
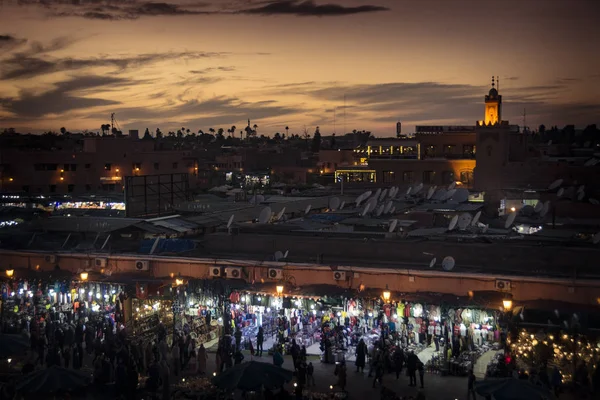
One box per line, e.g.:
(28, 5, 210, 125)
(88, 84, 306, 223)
(173, 277, 184, 343)
(80, 272, 88, 281)
(5, 270, 14, 278)
(382, 285, 391, 302)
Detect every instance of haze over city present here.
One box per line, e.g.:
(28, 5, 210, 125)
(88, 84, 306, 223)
(0, 0, 599, 135)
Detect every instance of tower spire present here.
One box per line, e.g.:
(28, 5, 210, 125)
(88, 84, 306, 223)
(491, 76, 495, 88)
(496, 76, 499, 92)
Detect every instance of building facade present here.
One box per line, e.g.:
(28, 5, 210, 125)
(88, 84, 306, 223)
(0, 136, 199, 195)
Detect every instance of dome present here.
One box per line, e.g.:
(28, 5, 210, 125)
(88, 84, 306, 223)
(488, 87, 498, 97)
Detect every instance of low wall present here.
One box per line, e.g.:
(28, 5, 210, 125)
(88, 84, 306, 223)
(1, 250, 599, 307)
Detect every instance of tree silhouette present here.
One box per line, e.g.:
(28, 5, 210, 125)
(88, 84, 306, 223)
(253, 124, 258, 137)
(230, 125, 236, 138)
(143, 128, 152, 139)
(209, 128, 215, 135)
(311, 126, 321, 152)
(331, 133, 336, 149)
(186, 128, 191, 136)
(101, 124, 110, 135)
(244, 125, 253, 140)
(60, 127, 67, 135)
(155, 128, 163, 139)
(176, 130, 183, 138)
(217, 128, 224, 138)
(285, 126, 289, 137)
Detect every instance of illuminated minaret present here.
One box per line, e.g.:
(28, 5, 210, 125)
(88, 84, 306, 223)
(484, 76, 502, 125)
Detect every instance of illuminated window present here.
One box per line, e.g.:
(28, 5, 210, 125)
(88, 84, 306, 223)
(460, 171, 474, 185)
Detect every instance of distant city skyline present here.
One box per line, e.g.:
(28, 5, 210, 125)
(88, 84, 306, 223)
(0, 0, 598, 136)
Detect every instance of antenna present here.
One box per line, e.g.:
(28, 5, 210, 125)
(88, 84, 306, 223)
(343, 95, 346, 135)
(523, 108, 527, 131)
(496, 76, 499, 92)
(333, 107, 336, 135)
(111, 113, 115, 133)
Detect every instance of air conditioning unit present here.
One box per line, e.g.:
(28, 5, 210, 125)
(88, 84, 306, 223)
(268, 268, 283, 280)
(333, 271, 346, 281)
(209, 267, 222, 278)
(135, 260, 150, 271)
(224, 267, 242, 279)
(495, 279, 511, 291)
(45, 255, 57, 263)
(95, 258, 107, 268)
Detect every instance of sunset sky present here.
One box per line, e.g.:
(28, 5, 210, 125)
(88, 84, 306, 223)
(0, 0, 598, 136)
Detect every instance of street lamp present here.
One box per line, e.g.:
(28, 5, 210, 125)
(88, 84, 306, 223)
(382, 284, 391, 302)
(80, 272, 88, 281)
(5, 269, 14, 278)
(503, 297, 513, 312)
(276, 285, 284, 296)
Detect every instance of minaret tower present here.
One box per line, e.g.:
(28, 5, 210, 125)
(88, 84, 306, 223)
(484, 76, 502, 125)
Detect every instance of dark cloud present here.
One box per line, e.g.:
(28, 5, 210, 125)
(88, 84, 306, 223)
(1, 47, 228, 80)
(48, 1, 218, 19)
(0, 34, 28, 52)
(0, 75, 134, 118)
(239, 0, 389, 16)
(189, 66, 236, 74)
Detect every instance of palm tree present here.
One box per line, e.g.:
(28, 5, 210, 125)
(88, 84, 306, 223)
(60, 127, 67, 135)
(209, 128, 215, 135)
(253, 124, 258, 137)
(155, 128, 162, 138)
(285, 126, 289, 137)
(230, 125, 236, 137)
(217, 128, 224, 138)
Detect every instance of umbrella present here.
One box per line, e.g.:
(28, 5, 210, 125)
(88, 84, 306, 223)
(212, 361, 293, 391)
(16, 365, 91, 394)
(475, 378, 556, 400)
(0, 334, 30, 358)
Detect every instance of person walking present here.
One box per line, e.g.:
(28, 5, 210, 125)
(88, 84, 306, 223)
(417, 360, 425, 388)
(171, 343, 180, 376)
(256, 327, 264, 357)
(197, 343, 207, 376)
(273, 347, 284, 368)
(467, 369, 477, 400)
(372, 361, 384, 388)
(406, 351, 418, 387)
(355, 339, 367, 373)
(393, 347, 405, 379)
(334, 361, 347, 391)
(234, 326, 243, 352)
(307, 362, 315, 387)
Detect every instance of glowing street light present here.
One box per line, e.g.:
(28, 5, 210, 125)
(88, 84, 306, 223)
(503, 297, 513, 312)
(276, 285, 284, 296)
(80, 272, 88, 281)
(5, 269, 14, 278)
(382, 284, 391, 302)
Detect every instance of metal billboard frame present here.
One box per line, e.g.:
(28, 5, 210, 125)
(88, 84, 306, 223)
(124, 173, 189, 218)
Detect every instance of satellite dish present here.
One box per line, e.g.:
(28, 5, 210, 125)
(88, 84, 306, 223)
(457, 213, 473, 230)
(374, 188, 381, 200)
(389, 187, 396, 198)
(329, 197, 341, 210)
(406, 186, 412, 196)
(257, 195, 265, 203)
(426, 186, 436, 200)
(557, 188, 565, 197)
(577, 191, 585, 201)
(274, 251, 284, 261)
(472, 211, 481, 226)
(276, 207, 286, 221)
(376, 205, 384, 217)
(547, 140, 552, 145)
(363, 190, 372, 199)
(361, 203, 372, 217)
(548, 179, 563, 190)
(505, 212, 517, 229)
(441, 256, 455, 271)
(445, 189, 457, 201)
(258, 207, 272, 224)
(383, 201, 393, 214)
(450, 188, 469, 203)
(578, 185, 585, 193)
(413, 183, 423, 194)
(227, 214, 234, 228)
(590, 198, 600, 205)
(355, 194, 365, 207)
(534, 201, 543, 213)
(592, 232, 600, 245)
(448, 215, 459, 231)
(380, 189, 388, 201)
(283, 250, 289, 258)
(447, 181, 456, 191)
(390, 206, 396, 214)
(388, 219, 398, 233)
(429, 258, 436, 268)
(367, 197, 378, 211)
(540, 201, 551, 217)
(340, 201, 345, 210)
